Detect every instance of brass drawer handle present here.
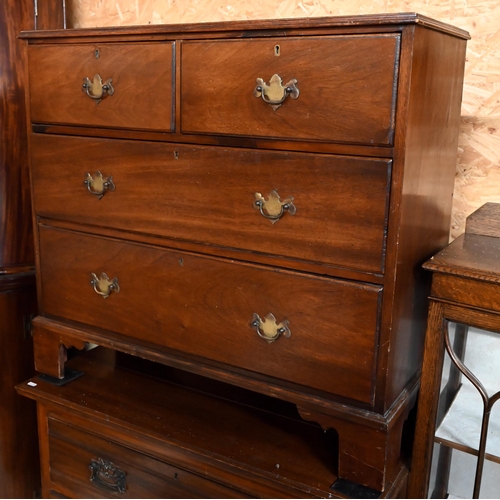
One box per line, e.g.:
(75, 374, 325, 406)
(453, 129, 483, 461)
(82, 73, 114, 100)
(90, 272, 120, 299)
(254, 74, 299, 111)
(254, 190, 296, 224)
(84, 171, 115, 199)
(250, 313, 291, 344)
(89, 457, 126, 494)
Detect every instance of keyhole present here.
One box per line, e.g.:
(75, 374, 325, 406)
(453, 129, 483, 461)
(274, 45, 280, 56)
(94, 49, 100, 59)
(174, 151, 179, 160)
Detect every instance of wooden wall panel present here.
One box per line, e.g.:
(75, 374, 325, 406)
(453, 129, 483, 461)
(66, 0, 500, 239)
(0, 1, 64, 496)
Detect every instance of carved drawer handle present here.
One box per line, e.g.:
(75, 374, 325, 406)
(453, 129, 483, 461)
(250, 313, 291, 343)
(84, 171, 115, 199)
(89, 457, 126, 494)
(90, 272, 120, 299)
(254, 190, 296, 224)
(82, 74, 114, 100)
(254, 74, 299, 110)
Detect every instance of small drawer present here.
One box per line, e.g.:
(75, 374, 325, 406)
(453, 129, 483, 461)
(28, 43, 174, 131)
(30, 134, 391, 274)
(181, 35, 399, 145)
(46, 416, 247, 498)
(38, 226, 381, 404)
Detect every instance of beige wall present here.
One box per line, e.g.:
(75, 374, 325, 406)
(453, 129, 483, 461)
(67, 0, 500, 239)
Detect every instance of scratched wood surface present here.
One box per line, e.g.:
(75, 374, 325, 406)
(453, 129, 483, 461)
(66, 0, 500, 239)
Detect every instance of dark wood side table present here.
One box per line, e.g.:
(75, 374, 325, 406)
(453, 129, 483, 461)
(409, 202, 500, 498)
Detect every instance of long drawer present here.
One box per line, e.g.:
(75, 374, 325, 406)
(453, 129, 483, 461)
(38, 225, 382, 403)
(28, 42, 174, 131)
(30, 134, 391, 274)
(181, 35, 400, 145)
(47, 415, 249, 498)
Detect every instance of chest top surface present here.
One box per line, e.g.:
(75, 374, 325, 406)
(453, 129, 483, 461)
(20, 12, 470, 40)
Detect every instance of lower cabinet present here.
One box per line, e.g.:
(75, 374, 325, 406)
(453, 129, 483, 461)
(0, 276, 39, 498)
(18, 348, 408, 498)
(46, 416, 249, 498)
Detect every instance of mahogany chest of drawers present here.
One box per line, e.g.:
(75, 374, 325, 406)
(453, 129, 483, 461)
(20, 13, 468, 497)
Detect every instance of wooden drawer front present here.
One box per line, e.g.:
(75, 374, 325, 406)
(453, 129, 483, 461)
(28, 43, 174, 131)
(181, 35, 399, 145)
(39, 226, 381, 403)
(31, 134, 391, 274)
(46, 416, 248, 498)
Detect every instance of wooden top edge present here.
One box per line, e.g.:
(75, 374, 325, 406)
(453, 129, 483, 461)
(465, 202, 500, 238)
(424, 262, 500, 285)
(0, 267, 36, 291)
(0, 265, 36, 276)
(423, 233, 500, 283)
(19, 12, 470, 40)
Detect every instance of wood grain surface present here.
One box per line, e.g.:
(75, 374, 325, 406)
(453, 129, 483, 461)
(64, 0, 499, 240)
(28, 42, 174, 131)
(181, 35, 399, 145)
(38, 224, 381, 403)
(0, 0, 63, 497)
(30, 134, 391, 275)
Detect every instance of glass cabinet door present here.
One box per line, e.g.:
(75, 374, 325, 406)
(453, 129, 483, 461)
(428, 323, 500, 499)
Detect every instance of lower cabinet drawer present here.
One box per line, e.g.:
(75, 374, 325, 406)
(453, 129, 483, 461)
(47, 415, 248, 498)
(38, 225, 381, 404)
